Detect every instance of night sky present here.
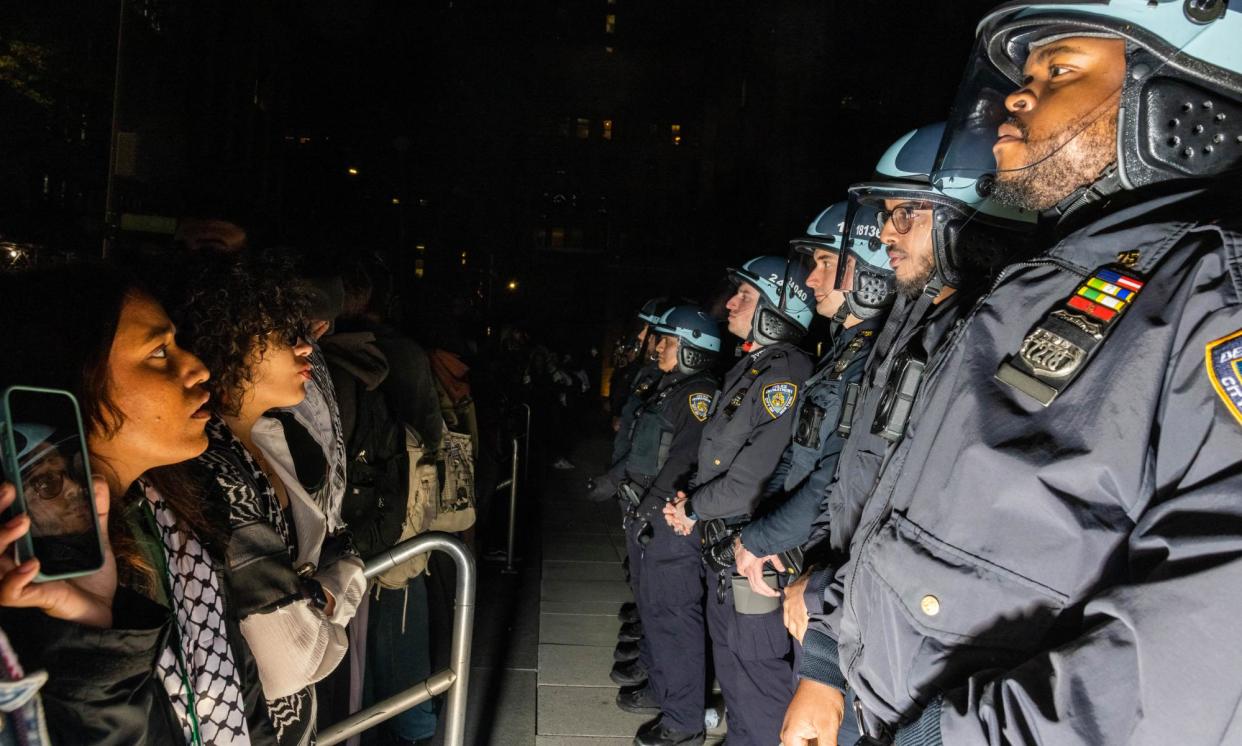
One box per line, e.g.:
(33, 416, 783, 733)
(1, 0, 1000, 348)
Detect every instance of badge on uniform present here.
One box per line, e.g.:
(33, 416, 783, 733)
(688, 392, 712, 423)
(996, 265, 1145, 406)
(761, 382, 797, 418)
(1206, 329, 1242, 426)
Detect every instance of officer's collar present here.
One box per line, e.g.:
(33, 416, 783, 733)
(1039, 178, 1231, 276)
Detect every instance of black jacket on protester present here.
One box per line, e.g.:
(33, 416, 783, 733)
(2, 492, 277, 746)
(321, 329, 410, 560)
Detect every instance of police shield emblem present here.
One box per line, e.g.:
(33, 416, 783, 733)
(761, 382, 797, 419)
(1206, 329, 1242, 426)
(688, 392, 712, 423)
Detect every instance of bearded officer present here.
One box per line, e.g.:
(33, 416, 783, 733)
(782, 3, 1242, 744)
(663, 255, 814, 746)
(778, 121, 1037, 746)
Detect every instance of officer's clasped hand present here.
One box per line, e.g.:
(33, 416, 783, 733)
(663, 490, 696, 535)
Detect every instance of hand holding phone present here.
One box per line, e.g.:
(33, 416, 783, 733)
(0, 480, 116, 627)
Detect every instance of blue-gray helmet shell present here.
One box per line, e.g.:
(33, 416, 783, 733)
(728, 255, 814, 345)
(652, 304, 723, 374)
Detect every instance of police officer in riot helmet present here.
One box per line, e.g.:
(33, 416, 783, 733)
(615, 305, 722, 745)
(589, 295, 685, 678)
(779, 122, 1035, 746)
(785, 3, 1242, 745)
(662, 256, 813, 746)
(594, 296, 679, 495)
(729, 201, 895, 609)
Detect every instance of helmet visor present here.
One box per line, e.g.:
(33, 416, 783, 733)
(790, 240, 840, 295)
(932, 19, 1129, 191)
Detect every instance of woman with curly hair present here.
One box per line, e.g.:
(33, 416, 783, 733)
(173, 253, 366, 746)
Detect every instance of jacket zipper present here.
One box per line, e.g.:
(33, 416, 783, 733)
(841, 256, 1087, 681)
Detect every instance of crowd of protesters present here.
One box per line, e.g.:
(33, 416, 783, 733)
(0, 221, 592, 746)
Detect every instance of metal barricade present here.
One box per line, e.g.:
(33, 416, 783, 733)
(318, 533, 476, 746)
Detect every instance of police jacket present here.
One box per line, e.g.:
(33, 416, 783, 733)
(739, 315, 885, 557)
(799, 292, 975, 684)
(625, 370, 717, 501)
(611, 362, 662, 465)
(685, 342, 812, 521)
(809, 182, 1242, 746)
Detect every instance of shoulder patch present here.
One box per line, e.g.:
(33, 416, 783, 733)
(761, 382, 798, 419)
(688, 392, 712, 422)
(1206, 329, 1242, 426)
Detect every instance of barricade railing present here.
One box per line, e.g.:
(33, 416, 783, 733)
(489, 402, 531, 574)
(318, 533, 476, 746)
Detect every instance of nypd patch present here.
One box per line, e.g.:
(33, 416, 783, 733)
(688, 392, 712, 423)
(761, 382, 797, 419)
(1206, 329, 1242, 426)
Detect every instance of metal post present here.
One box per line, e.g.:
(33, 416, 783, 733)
(519, 402, 531, 486)
(319, 533, 476, 746)
(503, 435, 520, 574)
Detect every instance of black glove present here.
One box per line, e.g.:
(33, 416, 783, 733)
(586, 473, 618, 502)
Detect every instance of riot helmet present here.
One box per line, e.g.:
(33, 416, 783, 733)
(935, 0, 1242, 215)
(849, 122, 1036, 296)
(652, 304, 723, 376)
(637, 297, 676, 326)
(791, 201, 896, 322)
(835, 202, 896, 319)
(727, 255, 814, 346)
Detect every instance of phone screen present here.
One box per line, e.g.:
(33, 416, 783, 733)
(4, 388, 103, 577)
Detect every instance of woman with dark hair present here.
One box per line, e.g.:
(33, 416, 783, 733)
(173, 253, 365, 746)
(0, 264, 277, 745)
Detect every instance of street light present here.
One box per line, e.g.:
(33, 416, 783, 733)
(347, 167, 359, 176)
(507, 279, 518, 291)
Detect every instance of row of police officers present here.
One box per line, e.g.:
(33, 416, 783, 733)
(590, 2, 1242, 744)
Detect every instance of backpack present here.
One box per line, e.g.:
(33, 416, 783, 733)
(429, 427, 476, 533)
(331, 362, 410, 568)
(374, 425, 438, 589)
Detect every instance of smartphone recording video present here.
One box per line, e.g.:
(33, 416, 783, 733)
(1, 387, 104, 580)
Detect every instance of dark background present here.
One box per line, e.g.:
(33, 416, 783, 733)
(0, 0, 998, 354)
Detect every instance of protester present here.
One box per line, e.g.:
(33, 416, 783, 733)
(0, 264, 277, 745)
(173, 253, 366, 746)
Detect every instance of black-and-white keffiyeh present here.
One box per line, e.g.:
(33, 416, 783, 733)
(200, 419, 294, 553)
(199, 418, 314, 746)
(145, 481, 251, 745)
(286, 345, 348, 532)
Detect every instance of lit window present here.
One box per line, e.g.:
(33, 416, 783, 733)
(460, 250, 468, 266)
(605, 46, 615, 54)
(416, 243, 426, 254)
(671, 123, 682, 145)
(607, 0, 616, 4)
(347, 167, 359, 176)
(576, 118, 591, 140)
(415, 259, 426, 279)
(391, 197, 401, 205)
(605, 14, 616, 34)
(602, 119, 613, 140)
(551, 228, 566, 249)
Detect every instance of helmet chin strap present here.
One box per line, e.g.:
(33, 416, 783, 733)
(1040, 163, 1124, 234)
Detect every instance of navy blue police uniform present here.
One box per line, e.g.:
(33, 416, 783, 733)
(683, 342, 811, 745)
(623, 370, 718, 734)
